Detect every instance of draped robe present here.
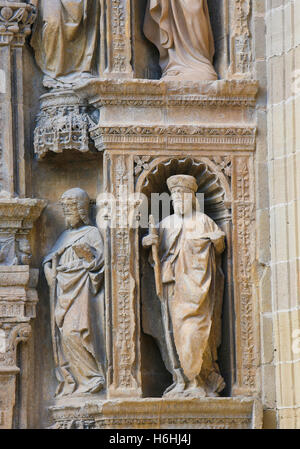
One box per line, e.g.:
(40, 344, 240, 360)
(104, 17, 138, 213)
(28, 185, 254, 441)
(44, 225, 105, 396)
(155, 212, 225, 393)
(31, 0, 100, 86)
(144, 0, 217, 81)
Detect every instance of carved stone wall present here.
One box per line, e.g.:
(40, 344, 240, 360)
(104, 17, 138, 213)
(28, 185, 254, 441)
(73, 80, 260, 409)
(0, 0, 287, 430)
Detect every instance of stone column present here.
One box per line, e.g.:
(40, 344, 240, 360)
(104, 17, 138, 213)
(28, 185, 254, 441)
(0, 1, 36, 197)
(0, 2, 46, 428)
(0, 199, 46, 429)
(103, 152, 142, 398)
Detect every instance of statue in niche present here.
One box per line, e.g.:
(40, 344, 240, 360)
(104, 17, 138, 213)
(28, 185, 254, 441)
(43, 188, 105, 397)
(143, 0, 217, 81)
(142, 175, 225, 397)
(30, 0, 101, 89)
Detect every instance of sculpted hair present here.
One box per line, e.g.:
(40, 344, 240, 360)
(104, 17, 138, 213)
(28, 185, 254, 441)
(61, 188, 90, 225)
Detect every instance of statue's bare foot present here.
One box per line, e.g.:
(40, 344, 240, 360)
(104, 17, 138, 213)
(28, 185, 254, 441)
(163, 382, 185, 398)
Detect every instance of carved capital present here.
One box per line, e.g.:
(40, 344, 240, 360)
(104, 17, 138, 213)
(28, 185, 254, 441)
(0, 2, 36, 45)
(0, 197, 46, 266)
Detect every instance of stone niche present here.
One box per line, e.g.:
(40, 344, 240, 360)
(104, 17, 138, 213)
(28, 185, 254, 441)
(0, 0, 262, 429)
(67, 77, 261, 429)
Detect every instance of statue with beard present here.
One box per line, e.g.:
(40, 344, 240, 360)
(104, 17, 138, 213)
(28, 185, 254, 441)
(43, 188, 105, 397)
(142, 175, 225, 397)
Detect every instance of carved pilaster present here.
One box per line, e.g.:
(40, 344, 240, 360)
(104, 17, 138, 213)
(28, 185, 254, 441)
(105, 0, 133, 78)
(105, 153, 141, 398)
(0, 198, 45, 428)
(229, 0, 252, 78)
(232, 156, 257, 396)
(0, 1, 36, 196)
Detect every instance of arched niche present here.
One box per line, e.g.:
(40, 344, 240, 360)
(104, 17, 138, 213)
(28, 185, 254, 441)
(135, 156, 235, 398)
(136, 156, 231, 222)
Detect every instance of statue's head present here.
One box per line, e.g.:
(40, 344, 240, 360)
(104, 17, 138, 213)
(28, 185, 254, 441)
(167, 175, 198, 216)
(60, 188, 90, 229)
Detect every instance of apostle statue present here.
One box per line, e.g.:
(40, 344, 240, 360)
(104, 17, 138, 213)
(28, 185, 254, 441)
(143, 0, 217, 81)
(43, 188, 105, 397)
(142, 175, 225, 397)
(30, 0, 101, 88)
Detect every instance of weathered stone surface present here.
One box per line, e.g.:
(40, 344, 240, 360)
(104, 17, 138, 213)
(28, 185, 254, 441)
(0, 0, 298, 430)
(49, 397, 262, 429)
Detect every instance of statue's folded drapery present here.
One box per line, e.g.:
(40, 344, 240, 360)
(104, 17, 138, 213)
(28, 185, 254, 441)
(157, 212, 225, 391)
(44, 225, 105, 396)
(31, 0, 100, 86)
(144, 0, 217, 81)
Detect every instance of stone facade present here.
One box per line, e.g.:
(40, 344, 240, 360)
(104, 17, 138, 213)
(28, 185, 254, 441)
(0, 0, 298, 430)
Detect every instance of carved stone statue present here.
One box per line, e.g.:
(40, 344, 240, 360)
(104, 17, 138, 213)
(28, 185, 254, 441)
(30, 0, 101, 88)
(144, 0, 217, 81)
(142, 175, 225, 397)
(43, 188, 105, 397)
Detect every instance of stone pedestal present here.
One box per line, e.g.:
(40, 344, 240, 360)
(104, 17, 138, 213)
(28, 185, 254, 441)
(49, 397, 262, 429)
(0, 265, 39, 429)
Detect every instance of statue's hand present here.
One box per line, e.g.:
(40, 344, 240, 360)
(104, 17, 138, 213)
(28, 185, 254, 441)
(44, 261, 55, 286)
(73, 243, 95, 263)
(142, 234, 159, 248)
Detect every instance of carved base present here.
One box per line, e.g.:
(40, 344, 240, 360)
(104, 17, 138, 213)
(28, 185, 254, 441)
(49, 397, 262, 429)
(34, 90, 93, 159)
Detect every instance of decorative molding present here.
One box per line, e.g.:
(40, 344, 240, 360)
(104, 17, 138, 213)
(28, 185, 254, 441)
(0, 2, 36, 45)
(91, 125, 257, 152)
(232, 156, 256, 394)
(75, 78, 259, 108)
(212, 156, 232, 179)
(134, 156, 152, 177)
(108, 155, 140, 397)
(49, 397, 262, 429)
